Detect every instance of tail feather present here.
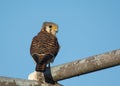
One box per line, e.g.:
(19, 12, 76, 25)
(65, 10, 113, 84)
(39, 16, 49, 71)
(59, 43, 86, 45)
(40, 54, 54, 64)
(36, 64, 46, 72)
(32, 54, 41, 64)
(32, 53, 53, 72)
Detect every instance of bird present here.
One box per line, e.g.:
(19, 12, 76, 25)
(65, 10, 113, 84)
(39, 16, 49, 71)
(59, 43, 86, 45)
(30, 22, 60, 72)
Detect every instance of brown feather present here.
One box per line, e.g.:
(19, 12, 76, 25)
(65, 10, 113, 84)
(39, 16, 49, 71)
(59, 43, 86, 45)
(30, 25, 60, 72)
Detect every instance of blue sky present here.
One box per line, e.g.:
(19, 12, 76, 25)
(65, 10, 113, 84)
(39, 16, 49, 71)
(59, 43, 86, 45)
(0, 0, 120, 86)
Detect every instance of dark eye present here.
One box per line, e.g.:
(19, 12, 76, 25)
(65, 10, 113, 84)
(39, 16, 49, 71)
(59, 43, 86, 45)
(49, 25, 52, 28)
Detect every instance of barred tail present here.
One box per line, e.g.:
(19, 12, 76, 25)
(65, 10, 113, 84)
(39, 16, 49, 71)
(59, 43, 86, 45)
(36, 64, 46, 72)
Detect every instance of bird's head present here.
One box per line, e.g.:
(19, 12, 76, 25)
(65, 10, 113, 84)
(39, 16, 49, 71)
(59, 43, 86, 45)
(42, 22, 58, 36)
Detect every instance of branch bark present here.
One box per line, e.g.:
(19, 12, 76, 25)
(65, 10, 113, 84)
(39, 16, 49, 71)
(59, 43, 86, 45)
(0, 76, 62, 86)
(50, 49, 120, 81)
(0, 76, 40, 86)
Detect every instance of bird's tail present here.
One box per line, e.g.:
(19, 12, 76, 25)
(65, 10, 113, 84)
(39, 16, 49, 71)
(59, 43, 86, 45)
(36, 64, 46, 72)
(32, 53, 53, 72)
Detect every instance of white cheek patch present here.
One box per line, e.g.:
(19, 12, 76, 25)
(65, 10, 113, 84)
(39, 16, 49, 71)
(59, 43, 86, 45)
(51, 30, 56, 36)
(45, 26, 57, 36)
(46, 26, 50, 33)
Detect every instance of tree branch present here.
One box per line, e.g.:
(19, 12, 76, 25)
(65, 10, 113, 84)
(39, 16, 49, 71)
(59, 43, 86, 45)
(0, 76, 62, 86)
(0, 76, 39, 86)
(50, 49, 120, 81)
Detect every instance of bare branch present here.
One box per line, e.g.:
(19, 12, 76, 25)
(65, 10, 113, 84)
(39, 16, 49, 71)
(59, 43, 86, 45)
(0, 76, 39, 86)
(0, 76, 62, 86)
(51, 49, 120, 81)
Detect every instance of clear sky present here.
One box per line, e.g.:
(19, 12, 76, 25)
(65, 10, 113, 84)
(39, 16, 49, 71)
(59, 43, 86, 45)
(0, 0, 120, 86)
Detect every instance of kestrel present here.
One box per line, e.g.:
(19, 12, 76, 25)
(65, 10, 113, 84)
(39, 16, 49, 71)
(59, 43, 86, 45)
(30, 22, 60, 72)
